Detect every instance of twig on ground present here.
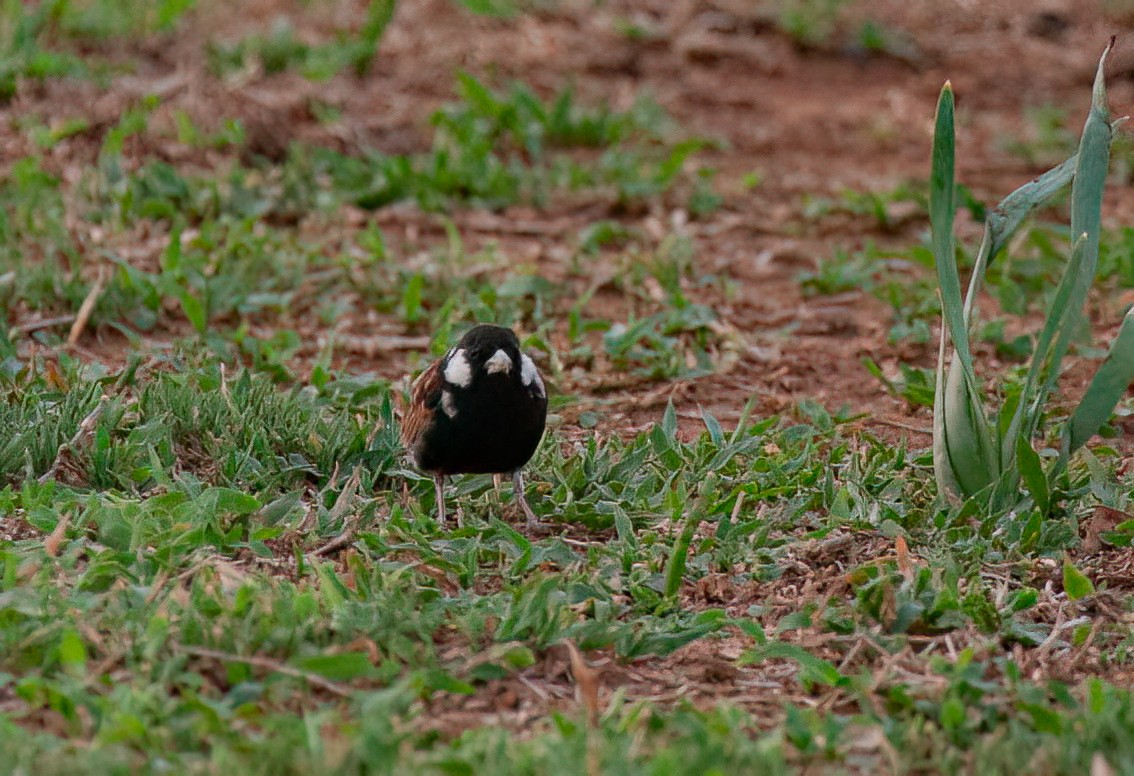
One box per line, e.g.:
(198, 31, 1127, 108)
(11, 315, 77, 338)
(44, 513, 71, 557)
(867, 418, 933, 435)
(332, 334, 432, 356)
(565, 640, 601, 726)
(312, 466, 366, 556)
(174, 644, 352, 697)
(67, 267, 107, 346)
(39, 399, 107, 484)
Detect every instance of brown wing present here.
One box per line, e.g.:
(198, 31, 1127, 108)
(400, 358, 444, 459)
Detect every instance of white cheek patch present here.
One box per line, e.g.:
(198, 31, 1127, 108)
(443, 349, 472, 387)
(485, 349, 513, 375)
(441, 390, 458, 418)
(520, 353, 545, 398)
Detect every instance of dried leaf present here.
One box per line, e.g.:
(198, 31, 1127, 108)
(565, 640, 600, 725)
(896, 535, 913, 582)
(67, 266, 107, 345)
(1091, 752, 1116, 776)
(1082, 505, 1131, 554)
(44, 514, 70, 557)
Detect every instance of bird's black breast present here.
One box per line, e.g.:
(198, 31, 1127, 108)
(415, 350, 547, 475)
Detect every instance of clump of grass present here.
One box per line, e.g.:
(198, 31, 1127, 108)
(0, 356, 398, 493)
(303, 73, 697, 212)
(0, 0, 198, 101)
(930, 41, 1134, 511)
(0, 370, 102, 483)
(208, 0, 396, 81)
(0, 0, 88, 100)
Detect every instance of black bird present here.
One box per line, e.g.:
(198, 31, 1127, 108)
(401, 324, 548, 528)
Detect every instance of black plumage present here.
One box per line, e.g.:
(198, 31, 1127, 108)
(402, 324, 548, 527)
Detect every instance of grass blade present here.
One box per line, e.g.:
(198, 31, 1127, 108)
(663, 510, 697, 600)
(1016, 433, 1050, 515)
(1066, 306, 1134, 455)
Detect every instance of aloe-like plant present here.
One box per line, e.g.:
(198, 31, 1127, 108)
(931, 39, 1134, 510)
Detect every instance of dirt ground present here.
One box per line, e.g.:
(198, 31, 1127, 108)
(7, 2, 1134, 755)
(6, 0, 1134, 442)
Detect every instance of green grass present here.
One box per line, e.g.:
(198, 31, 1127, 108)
(2, 358, 1133, 772)
(0, 0, 198, 98)
(3, 4, 1134, 773)
(0, 65, 713, 351)
(207, 1, 395, 80)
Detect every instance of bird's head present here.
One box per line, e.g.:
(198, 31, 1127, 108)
(441, 324, 524, 388)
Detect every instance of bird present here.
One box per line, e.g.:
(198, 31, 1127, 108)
(401, 323, 548, 528)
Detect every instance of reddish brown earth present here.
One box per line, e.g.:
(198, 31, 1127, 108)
(4, 0, 1134, 756)
(5, 0, 1134, 441)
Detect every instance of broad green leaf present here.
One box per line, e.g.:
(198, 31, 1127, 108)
(1071, 40, 1114, 272)
(661, 398, 677, 441)
(940, 696, 966, 730)
(929, 83, 974, 373)
(418, 668, 476, 695)
(1006, 587, 1039, 613)
(293, 651, 374, 681)
(401, 273, 425, 323)
(663, 510, 697, 599)
(701, 407, 724, 445)
(501, 645, 535, 669)
(455, 71, 499, 117)
(313, 562, 349, 609)
(731, 617, 767, 645)
(1066, 306, 1134, 455)
(985, 155, 1077, 261)
(612, 505, 638, 551)
(1019, 52, 1115, 447)
(1016, 436, 1049, 516)
(181, 291, 206, 333)
(57, 628, 88, 672)
(743, 642, 846, 688)
(161, 224, 183, 272)
(1062, 559, 1095, 600)
(1018, 701, 1065, 735)
(206, 487, 261, 515)
(1033, 42, 1114, 438)
(930, 82, 997, 500)
(933, 323, 961, 498)
(950, 356, 999, 496)
(1010, 235, 1090, 445)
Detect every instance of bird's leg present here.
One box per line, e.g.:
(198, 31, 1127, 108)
(512, 469, 542, 529)
(433, 474, 447, 528)
(493, 473, 503, 497)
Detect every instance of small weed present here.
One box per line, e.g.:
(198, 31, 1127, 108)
(208, 0, 395, 80)
(776, 0, 851, 47)
(0, 0, 88, 99)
